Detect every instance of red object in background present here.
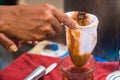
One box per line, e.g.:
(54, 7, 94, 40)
(0, 54, 118, 80)
(94, 62, 118, 80)
(0, 54, 62, 80)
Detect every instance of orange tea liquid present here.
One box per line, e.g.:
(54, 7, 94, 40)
(61, 66, 93, 80)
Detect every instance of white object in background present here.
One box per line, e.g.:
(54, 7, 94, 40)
(24, 63, 57, 80)
(66, 11, 99, 55)
(106, 50, 120, 80)
(28, 40, 68, 58)
(106, 70, 120, 80)
(45, 63, 57, 75)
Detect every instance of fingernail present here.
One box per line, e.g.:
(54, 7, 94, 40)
(10, 45, 18, 52)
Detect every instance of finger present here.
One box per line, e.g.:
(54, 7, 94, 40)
(32, 41, 39, 45)
(18, 40, 38, 47)
(45, 24, 56, 38)
(49, 16, 62, 33)
(17, 40, 25, 47)
(0, 33, 18, 52)
(27, 41, 33, 44)
(52, 8, 76, 29)
(26, 41, 38, 45)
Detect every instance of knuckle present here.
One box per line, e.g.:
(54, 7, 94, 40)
(42, 12, 53, 21)
(42, 4, 56, 15)
(42, 4, 54, 10)
(45, 27, 51, 31)
(46, 15, 53, 21)
(32, 34, 42, 40)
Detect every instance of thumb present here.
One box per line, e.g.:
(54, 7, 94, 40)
(0, 33, 18, 52)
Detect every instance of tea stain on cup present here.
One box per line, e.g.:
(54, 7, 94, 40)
(66, 11, 96, 67)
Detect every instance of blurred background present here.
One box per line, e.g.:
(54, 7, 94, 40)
(0, 0, 120, 69)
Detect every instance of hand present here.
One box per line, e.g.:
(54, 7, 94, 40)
(0, 4, 76, 41)
(16, 40, 38, 47)
(0, 33, 38, 52)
